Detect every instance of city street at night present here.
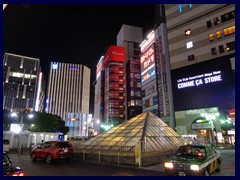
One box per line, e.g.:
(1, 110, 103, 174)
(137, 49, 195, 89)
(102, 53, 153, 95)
(8, 148, 235, 176)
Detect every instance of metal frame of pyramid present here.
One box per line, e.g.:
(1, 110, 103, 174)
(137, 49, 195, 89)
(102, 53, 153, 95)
(74, 111, 185, 166)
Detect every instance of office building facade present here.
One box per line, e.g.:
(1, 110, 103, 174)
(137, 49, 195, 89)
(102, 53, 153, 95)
(165, 4, 235, 143)
(46, 62, 90, 121)
(140, 11, 175, 128)
(94, 46, 125, 133)
(117, 24, 143, 119)
(3, 53, 44, 112)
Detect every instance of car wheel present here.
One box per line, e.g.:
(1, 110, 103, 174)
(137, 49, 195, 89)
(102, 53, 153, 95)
(46, 154, 52, 164)
(204, 169, 210, 176)
(31, 153, 37, 162)
(216, 161, 221, 172)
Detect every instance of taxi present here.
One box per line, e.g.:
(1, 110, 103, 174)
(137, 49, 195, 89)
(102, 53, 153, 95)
(164, 143, 222, 176)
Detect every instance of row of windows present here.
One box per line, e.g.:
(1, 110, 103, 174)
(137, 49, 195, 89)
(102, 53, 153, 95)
(129, 73, 141, 79)
(4, 97, 33, 110)
(208, 26, 235, 41)
(206, 10, 235, 28)
(130, 81, 141, 88)
(130, 90, 141, 97)
(127, 100, 142, 107)
(188, 41, 235, 61)
(211, 41, 235, 55)
(130, 64, 141, 70)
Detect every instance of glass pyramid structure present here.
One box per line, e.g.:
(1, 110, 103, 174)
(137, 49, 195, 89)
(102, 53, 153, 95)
(76, 111, 185, 154)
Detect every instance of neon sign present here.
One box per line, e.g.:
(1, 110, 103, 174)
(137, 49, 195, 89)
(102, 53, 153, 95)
(142, 70, 155, 83)
(140, 30, 155, 52)
(177, 70, 222, 89)
(141, 47, 155, 69)
(140, 44, 156, 84)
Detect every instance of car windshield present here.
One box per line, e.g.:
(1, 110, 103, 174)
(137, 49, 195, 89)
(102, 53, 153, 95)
(56, 142, 71, 148)
(175, 146, 206, 157)
(3, 154, 11, 166)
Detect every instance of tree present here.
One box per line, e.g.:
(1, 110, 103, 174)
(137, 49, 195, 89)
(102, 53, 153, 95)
(3, 110, 69, 135)
(28, 112, 69, 134)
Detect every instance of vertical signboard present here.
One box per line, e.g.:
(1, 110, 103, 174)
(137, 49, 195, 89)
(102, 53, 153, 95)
(155, 35, 170, 117)
(140, 45, 156, 86)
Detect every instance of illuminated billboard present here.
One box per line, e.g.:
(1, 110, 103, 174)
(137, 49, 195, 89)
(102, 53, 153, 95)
(171, 54, 235, 111)
(103, 46, 124, 68)
(96, 56, 103, 79)
(140, 30, 155, 53)
(140, 45, 156, 86)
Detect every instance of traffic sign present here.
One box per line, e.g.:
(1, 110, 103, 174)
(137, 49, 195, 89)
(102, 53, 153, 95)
(229, 109, 235, 118)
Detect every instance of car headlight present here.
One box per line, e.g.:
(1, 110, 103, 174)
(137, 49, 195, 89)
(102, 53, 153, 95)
(190, 164, 200, 171)
(164, 162, 173, 169)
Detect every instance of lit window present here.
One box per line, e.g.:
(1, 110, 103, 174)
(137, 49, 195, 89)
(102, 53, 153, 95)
(130, 100, 135, 106)
(186, 41, 193, 49)
(216, 31, 222, 39)
(185, 29, 191, 36)
(209, 34, 214, 41)
(224, 26, 235, 36)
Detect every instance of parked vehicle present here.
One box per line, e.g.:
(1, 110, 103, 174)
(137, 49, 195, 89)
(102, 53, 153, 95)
(31, 142, 42, 149)
(3, 152, 24, 176)
(31, 141, 74, 164)
(164, 143, 222, 176)
(3, 139, 10, 153)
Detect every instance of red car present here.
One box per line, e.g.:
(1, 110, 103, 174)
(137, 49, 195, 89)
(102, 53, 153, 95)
(31, 141, 74, 164)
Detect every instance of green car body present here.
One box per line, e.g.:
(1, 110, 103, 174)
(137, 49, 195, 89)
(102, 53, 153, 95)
(164, 144, 222, 176)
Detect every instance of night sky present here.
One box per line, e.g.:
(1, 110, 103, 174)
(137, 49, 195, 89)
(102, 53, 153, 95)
(3, 4, 156, 114)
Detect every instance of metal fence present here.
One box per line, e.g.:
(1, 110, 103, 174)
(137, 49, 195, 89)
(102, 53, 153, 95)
(73, 140, 180, 167)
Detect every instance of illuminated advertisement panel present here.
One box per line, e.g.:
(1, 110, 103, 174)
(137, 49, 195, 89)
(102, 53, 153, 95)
(96, 56, 103, 79)
(140, 44, 156, 86)
(103, 46, 124, 68)
(34, 72, 42, 112)
(140, 30, 155, 53)
(171, 54, 235, 111)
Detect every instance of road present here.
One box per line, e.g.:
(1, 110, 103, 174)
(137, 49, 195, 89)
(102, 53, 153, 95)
(8, 149, 235, 176)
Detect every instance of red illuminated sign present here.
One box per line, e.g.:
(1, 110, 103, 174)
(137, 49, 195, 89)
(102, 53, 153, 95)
(141, 47, 155, 69)
(96, 56, 103, 77)
(103, 46, 125, 68)
(229, 109, 235, 118)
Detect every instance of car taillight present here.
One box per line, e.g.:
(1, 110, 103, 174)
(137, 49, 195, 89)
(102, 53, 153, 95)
(12, 172, 24, 176)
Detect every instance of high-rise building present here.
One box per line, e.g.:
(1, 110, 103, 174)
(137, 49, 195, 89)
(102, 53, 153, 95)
(46, 62, 90, 121)
(117, 24, 143, 120)
(140, 9, 175, 129)
(94, 45, 125, 133)
(93, 56, 104, 135)
(3, 53, 45, 112)
(165, 4, 235, 143)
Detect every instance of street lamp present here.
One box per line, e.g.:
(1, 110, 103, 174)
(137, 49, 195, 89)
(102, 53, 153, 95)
(11, 110, 34, 154)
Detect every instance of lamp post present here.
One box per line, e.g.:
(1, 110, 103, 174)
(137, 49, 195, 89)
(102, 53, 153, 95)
(11, 110, 33, 154)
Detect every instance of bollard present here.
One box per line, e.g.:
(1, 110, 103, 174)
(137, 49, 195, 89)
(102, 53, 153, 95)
(19, 145, 23, 155)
